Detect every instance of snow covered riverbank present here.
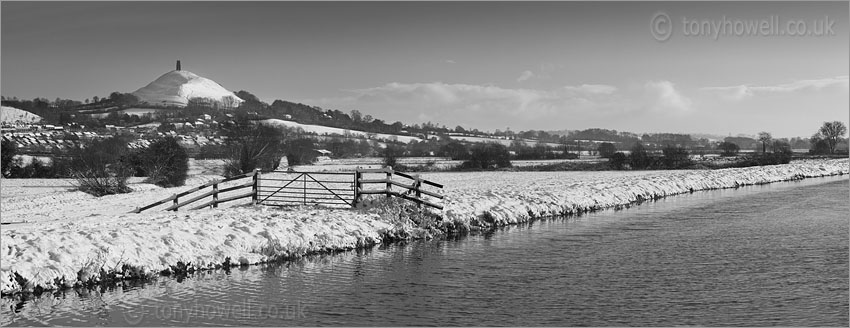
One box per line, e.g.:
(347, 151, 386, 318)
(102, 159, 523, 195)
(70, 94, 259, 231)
(1, 159, 847, 295)
(1, 207, 398, 295)
(433, 159, 849, 231)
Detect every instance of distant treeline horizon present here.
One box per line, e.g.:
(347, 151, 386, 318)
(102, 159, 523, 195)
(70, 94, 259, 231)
(1, 93, 845, 153)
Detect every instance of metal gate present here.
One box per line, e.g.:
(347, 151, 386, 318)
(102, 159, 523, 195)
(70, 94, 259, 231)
(257, 171, 356, 208)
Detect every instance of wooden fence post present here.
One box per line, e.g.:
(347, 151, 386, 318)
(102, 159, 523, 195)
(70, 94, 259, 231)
(415, 175, 422, 209)
(172, 194, 178, 211)
(352, 170, 360, 208)
(385, 166, 392, 198)
(212, 182, 219, 208)
(252, 169, 260, 205)
(303, 174, 307, 205)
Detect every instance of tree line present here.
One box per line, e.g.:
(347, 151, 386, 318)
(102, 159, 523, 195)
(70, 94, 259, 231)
(594, 121, 847, 170)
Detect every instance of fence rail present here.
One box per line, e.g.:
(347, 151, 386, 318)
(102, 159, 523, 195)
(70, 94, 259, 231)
(131, 169, 260, 213)
(353, 166, 444, 210)
(133, 166, 445, 213)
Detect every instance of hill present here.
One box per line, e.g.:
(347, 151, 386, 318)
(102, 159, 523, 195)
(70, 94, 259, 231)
(1, 106, 42, 124)
(132, 70, 243, 107)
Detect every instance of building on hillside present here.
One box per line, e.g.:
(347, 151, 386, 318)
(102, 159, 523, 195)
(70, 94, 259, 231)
(314, 149, 333, 157)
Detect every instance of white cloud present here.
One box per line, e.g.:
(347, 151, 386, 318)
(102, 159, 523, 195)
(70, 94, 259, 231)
(349, 82, 542, 112)
(700, 85, 753, 101)
(315, 81, 629, 130)
(701, 76, 849, 101)
(644, 80, 692, 112)
(564, 84, 618, 95)
(443, 59, 457, 64)
(516, 70, 535, 82)
(305, 80, 715, 131)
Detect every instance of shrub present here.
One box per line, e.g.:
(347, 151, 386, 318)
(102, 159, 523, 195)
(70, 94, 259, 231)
(382, 144, 402, 168)
(769, 147, 793, 164)
(2, 139, 70, 178)
(68, 137, 133, 196)
(732, 151, 792, 167)
(461, 142, 512, 169)
(661, 145, 691, 169)
(609, 152, 628, 170)
(8, 157, 68, 178)
(439, 141, 469, 160)
(629, 143, 651, 169)
(283, 138, 317, 168)
(223, 123, 287, 177)
(809, 138, 831, 155)
(123, 150, 147, 177)
(717, 141, 740, 157)
(141, 137, 189, 187)
(1, 139, 17, 177)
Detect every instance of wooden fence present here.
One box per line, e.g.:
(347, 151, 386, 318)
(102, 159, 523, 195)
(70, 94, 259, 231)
(353, 167, 444, 209)
(131, 169, 259, 213)
(133, 166, 444, 213)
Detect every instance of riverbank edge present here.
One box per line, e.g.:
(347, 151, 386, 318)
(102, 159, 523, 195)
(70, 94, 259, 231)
(438, 159, 849, 233)
(1, 159, 847, 297)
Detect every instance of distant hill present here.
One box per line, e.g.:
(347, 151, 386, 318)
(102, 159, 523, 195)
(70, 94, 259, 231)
(1, 106, 42, 124)
(132, 70, 243, 107)
(688, 133, 727, 142)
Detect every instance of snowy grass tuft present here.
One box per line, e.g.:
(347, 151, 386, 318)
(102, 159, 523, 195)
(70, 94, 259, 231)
(357, 196, 444, 240)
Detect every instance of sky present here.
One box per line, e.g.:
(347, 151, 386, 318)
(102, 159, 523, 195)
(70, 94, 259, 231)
(2, 1, 848, 138)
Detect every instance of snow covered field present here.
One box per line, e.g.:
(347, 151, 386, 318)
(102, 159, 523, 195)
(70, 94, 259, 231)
(447, 135, 562, 148)
(291, 157, 462, 171)
(0, 106, 42, 124)
(289, 157, 604, 171)
(1, 158, 847, 295)
(261, 119, 421, 143)
(1, 159, 230, 225)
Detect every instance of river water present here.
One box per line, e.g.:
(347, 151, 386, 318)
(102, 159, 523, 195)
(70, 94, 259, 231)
(3, 176, 847, 326)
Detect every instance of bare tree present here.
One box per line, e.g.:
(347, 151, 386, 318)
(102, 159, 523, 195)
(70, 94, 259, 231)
(817, 121, 848, 154)
(221, 95, 237, 111)
(349, 110, 362, 123)
(757, 132, 772, 153)
(223, 122, 290, 176)
(67, 137, 133, 196)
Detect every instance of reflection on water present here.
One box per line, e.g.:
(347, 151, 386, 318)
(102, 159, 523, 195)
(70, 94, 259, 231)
(3, 176, 848, 326)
